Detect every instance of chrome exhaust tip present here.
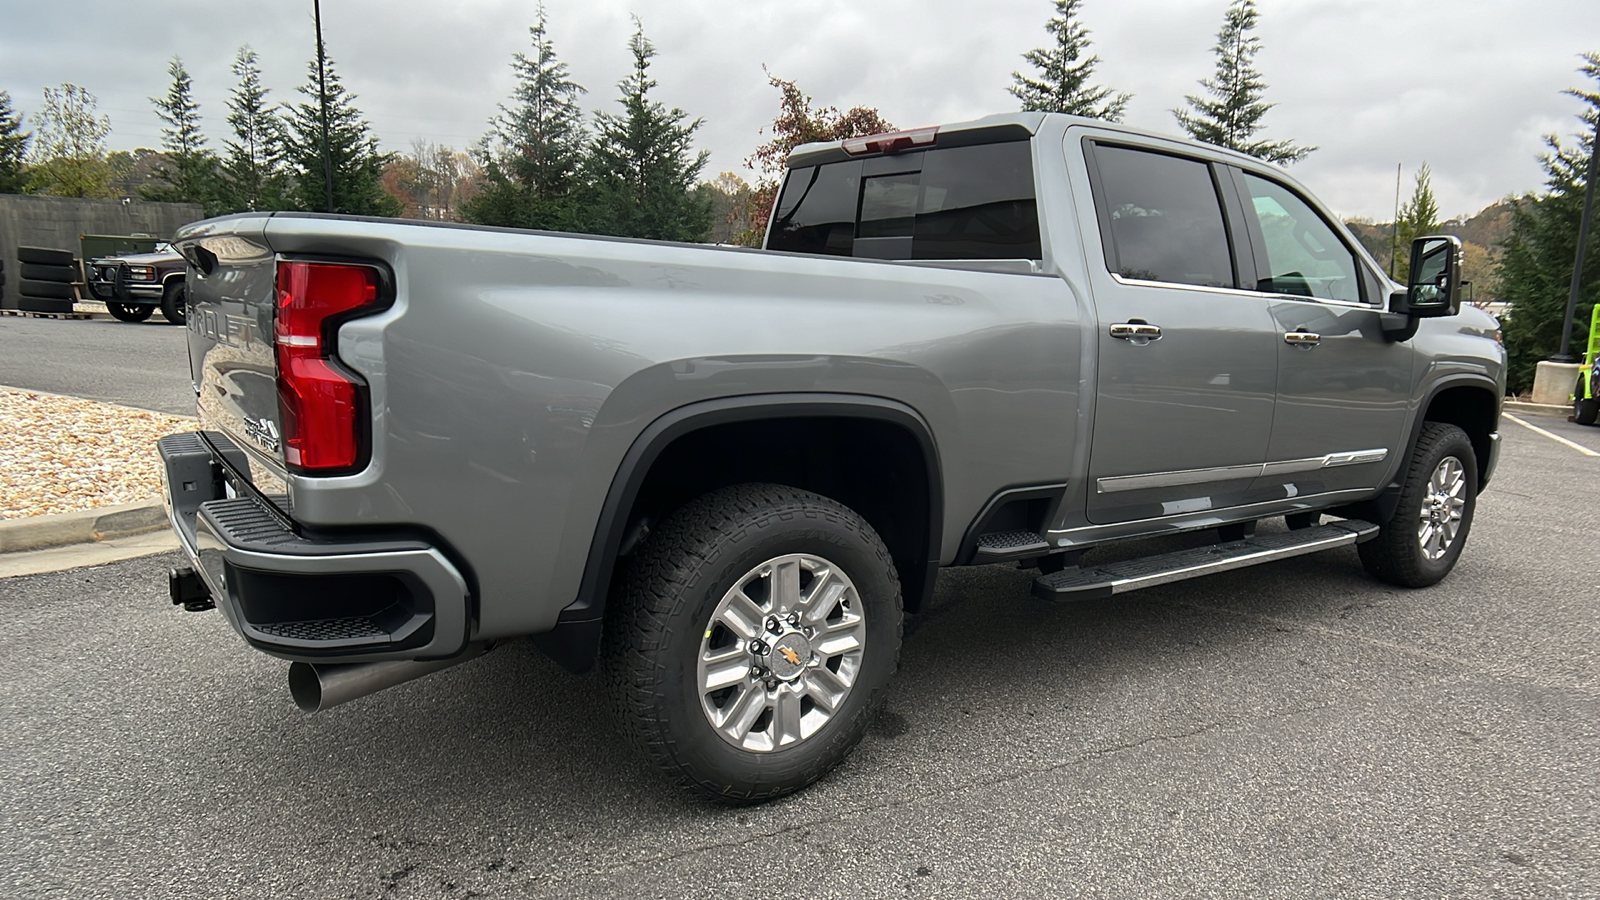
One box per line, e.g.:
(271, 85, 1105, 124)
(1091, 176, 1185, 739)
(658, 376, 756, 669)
(288, 644, 489, 713)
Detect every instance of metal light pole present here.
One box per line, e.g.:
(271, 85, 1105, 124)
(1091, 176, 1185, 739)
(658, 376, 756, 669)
(313, 0, 335, 214)
(1554, 113, 1600, 363)
(1389, 163, 1403, 279)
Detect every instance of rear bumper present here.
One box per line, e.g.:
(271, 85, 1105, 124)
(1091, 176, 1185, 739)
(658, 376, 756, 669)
(158, 431, 472, 663)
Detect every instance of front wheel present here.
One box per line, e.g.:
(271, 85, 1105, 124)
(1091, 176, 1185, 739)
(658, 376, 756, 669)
(105, 302, 154, 323)
(1358, 423, 1478, 587)
(606, 483, 902, 803)
(159, 281, 187, 325)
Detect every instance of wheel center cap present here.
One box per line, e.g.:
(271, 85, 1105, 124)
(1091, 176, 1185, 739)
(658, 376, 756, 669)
(762, 629, 812, 681)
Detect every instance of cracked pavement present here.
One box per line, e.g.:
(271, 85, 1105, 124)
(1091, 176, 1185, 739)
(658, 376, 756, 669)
(2, 421, 1596, 898)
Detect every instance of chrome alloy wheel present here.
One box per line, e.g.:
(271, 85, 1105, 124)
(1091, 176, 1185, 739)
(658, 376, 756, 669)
(1417, 455, 1467, 561)
(696, 553, 866, 752)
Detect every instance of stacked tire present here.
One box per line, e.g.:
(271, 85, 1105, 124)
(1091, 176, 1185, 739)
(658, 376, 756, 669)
(15, 247, 78, 314)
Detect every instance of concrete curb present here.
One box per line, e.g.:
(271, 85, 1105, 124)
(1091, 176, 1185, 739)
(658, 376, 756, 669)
(1504, 400, 1569, 419)
(0, 500, 168, 554)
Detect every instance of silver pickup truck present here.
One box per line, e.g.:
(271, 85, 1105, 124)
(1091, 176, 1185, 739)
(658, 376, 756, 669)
(158, 112, 1503, 802)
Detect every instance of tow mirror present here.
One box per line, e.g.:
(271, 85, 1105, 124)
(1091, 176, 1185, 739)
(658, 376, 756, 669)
(1389, 234, 1463, 319)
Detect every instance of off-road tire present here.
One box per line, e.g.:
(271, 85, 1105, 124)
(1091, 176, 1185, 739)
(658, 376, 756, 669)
(605, 483, 902, 803)
(18, 279, 73, 300)
(1576, 397, 1599, 427)
(19, 262, 75, 282)
(106, 302, 155, 323)
(16, 247, 74, 266)
(160, 281, 187, 325)
(1358, 422, 1477, 588)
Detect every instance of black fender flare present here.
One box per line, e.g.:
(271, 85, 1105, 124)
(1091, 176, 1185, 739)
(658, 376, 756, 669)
(1359, 374, 1501, 523)
(532, 393, 944, 673)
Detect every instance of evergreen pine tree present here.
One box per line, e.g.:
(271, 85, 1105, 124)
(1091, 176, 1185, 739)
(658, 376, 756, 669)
(143, 57, 219, 210)
(1498, 52, 1600, 394)
(1394, 163, 1440, 281)
(0, 90, 30, 194)
(1009, 0, 1129, 121)
(283, 53, 401, 216)
(217, 46, 290, 213)
(464, 5, 588, 230)
(584, 20, 712, 242)
(1173, 0, 1313, 165)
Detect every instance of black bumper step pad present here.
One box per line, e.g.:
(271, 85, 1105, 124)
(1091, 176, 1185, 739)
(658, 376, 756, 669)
(198, 497, 428, 557)
(1033, 519, 1378, 601)
(254, 617, 391, 644)
(973, 529, 1052, 562)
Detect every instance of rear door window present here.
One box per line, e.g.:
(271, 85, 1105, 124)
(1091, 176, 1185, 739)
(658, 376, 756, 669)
(766, 140, 1041, 261)
(1087, 144, 1236, 289)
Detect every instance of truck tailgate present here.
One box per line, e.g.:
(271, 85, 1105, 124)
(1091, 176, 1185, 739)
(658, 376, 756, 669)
(175, 218, 290, 504)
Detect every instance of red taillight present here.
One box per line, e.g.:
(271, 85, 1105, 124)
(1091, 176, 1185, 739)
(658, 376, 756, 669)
(274, 261, 382, 473)
(840, 127, 938, 156)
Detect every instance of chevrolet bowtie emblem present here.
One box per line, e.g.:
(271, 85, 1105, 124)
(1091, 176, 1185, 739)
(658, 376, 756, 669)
(779, 647, 801, 666)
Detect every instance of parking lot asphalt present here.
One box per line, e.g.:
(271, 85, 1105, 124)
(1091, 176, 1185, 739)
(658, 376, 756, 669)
(0, 315, 193, 416)
(2, 419, 1596, 898)
(1505, 410, 1600, 455)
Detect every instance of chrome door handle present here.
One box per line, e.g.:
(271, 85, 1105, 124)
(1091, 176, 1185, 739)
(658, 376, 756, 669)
(1284, 331, 1321, 348)
(1110, 321, 1163, 342)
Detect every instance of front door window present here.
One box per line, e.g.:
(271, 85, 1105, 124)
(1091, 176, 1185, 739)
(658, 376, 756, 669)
(1240, 173, 1362, 303)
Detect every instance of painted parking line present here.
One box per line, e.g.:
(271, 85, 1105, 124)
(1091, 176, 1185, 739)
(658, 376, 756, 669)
(1505, 413, 1600, 457)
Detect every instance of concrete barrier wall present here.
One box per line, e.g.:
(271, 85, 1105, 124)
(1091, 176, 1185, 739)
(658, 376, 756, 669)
(0, 195, 203, 310)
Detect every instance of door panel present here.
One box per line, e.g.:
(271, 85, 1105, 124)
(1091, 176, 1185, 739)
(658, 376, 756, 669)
(1259, 299, 1412, 497)
(1082, 143, 1278, 525)
(1231, 169, 1413, 499)
(1087, 287, 1279, 523)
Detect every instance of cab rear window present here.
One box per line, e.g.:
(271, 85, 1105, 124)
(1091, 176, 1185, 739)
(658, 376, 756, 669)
(767, 140, 1041, 261)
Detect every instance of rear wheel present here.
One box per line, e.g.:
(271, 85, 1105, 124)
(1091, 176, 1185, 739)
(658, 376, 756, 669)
(1576, 397, 1598, 427)
(159, 281, 187, 325)
(606, 483, 902, 803)
(106, 302, 154, 323)
(1358, 423, 1477, 587)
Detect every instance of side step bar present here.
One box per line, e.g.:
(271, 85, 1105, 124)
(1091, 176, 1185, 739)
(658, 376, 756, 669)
(1032, 519, 1378, 601)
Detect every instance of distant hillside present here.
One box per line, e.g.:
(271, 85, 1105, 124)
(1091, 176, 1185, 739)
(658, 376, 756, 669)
(1345, 198, 1516, 301)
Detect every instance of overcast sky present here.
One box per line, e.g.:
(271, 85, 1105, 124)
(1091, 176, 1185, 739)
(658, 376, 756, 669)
(4, 0, 1597, 220)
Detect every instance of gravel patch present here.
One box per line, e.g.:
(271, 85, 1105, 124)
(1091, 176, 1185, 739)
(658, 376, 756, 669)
(0, 386, 195, 519)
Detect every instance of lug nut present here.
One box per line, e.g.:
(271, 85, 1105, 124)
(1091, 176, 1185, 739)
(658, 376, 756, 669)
(786, 612, 801, 626)
(749, 639, 768, 655)
(750, 665, 767, 678)
(766, 616, 782, 633)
